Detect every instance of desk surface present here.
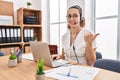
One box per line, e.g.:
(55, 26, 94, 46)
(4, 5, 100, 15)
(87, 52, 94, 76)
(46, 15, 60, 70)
(0, 55, 120, 80)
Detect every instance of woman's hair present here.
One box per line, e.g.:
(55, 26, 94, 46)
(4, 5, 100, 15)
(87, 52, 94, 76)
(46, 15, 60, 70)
(67, 5, 85, 29)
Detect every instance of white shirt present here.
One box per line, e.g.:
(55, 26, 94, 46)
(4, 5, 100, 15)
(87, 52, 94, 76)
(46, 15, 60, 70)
(62, 28, 96, 65)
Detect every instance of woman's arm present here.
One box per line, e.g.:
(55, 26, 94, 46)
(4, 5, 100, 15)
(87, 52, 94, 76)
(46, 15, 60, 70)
(84, 32, 99, 66)
(61, 48, 65, 59)
(85, 45, 96, 66)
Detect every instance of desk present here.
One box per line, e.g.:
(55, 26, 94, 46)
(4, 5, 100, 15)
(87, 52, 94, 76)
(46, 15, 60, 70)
(0, 56, 120, 80)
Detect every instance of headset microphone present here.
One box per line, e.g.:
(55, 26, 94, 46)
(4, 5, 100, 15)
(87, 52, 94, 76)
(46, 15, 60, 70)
(74, 22, 79, 25)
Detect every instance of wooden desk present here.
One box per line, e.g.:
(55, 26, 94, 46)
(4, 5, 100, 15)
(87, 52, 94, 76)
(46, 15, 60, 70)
(0, 56, 120, 80)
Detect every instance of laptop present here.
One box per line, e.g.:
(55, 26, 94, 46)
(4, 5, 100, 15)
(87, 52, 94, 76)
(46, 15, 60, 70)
(29, 41, 69, 67)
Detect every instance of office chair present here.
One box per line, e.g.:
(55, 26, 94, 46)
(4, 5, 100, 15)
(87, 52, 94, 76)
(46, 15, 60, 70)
(0, 52, 5, 56)
(93, 59, 120, 73)
(96, 51, 102, 60)
(49, 45, 58, 55)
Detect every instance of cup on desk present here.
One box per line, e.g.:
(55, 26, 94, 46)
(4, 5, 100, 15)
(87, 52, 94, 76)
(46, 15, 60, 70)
(17, 55, 22, 63)
(16, 49, 23, 63)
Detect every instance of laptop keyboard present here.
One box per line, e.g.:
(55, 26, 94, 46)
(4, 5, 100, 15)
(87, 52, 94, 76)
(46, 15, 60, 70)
(52, 59, 69, 67)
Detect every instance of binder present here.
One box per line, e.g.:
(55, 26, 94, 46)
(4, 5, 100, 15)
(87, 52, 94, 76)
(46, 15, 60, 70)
(14, 28, 18, 42)
(24, 16, 38, 24)
(10, 28, 14, 42)
(17, 28, 21, 42)
(6, 28, 11, 43)
(0, 28, 2, 43)
(24, 29, 28, 42)
(1, 28, 6, 43)
(27, 29, 31, 42)
(30, 29, 34, 41)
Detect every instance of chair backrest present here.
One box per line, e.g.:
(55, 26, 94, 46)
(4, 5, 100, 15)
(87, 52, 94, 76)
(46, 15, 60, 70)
(0, 52, 5, 56)
(48, 45, 58, 55)
(93, 59, 120, 73)
(96, 51, 102, 60)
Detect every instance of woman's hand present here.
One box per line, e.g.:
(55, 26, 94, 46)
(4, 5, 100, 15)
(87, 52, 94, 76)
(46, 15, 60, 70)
(84, 32, 100, 45)
(50, 54, 61, 60)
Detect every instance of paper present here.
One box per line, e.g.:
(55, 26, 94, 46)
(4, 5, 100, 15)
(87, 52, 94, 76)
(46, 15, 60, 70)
(22, 53, 34, 60)
(0, 15, 13, 25)
(45, 65, 100, 80)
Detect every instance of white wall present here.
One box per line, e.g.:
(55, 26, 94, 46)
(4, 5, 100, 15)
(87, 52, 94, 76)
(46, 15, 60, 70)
(117, 0, 120, 59)
(41, 0, 50, 43)
(67, 0, 85, 16)
(85, 0, 93, 30)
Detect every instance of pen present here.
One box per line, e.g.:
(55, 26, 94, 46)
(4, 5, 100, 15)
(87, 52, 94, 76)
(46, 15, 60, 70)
(67, 68, 71, 76)
(56, 68, 79, 78)
(56, 73, 78, 78)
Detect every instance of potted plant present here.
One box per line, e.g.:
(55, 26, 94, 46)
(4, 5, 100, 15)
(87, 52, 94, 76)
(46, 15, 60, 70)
(36, 59, 45, 80)
(34, 36, 38, 41)
(27, 1, 32, 8)
(8, 53, 17, 67)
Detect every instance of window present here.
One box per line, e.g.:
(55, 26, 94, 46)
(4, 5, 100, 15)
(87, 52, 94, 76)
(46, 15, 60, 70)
(50, 0, 67, 53)
(94, 0, 119, 59)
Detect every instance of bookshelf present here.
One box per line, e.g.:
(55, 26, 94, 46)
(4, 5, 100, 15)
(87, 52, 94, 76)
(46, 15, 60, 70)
(0, 8, 42, 54)
(17, 8, 42, 53)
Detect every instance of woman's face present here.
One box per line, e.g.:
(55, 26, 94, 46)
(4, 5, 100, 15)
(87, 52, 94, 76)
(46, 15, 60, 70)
(67, 8, 80, 28)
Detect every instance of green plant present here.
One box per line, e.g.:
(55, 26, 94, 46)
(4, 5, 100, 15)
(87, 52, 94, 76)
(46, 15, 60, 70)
(34, 36, 38, 41)
(36, 59, 45, 75)
(27, 2, 32, 6)
(9, 53, 17, 60)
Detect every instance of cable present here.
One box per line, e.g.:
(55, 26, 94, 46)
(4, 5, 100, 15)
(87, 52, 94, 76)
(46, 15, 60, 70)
(73, 44, 79, 64)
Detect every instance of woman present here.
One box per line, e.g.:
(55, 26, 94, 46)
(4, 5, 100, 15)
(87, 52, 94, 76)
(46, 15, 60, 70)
(52, 5, 99, 66)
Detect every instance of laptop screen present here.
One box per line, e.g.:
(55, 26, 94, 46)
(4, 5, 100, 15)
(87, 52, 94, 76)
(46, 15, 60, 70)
(30, 41, 53, 67)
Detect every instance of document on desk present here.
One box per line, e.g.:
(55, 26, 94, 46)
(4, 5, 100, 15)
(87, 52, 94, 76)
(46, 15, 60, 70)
(22, 53, 34, 60)
(45, 65, 100, 80)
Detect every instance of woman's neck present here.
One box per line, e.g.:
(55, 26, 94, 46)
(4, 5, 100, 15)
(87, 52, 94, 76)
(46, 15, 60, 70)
(70, 26, 82, 35)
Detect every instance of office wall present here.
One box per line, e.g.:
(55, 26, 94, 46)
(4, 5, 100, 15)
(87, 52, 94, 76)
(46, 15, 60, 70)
(117, 0, 120, 60)
(67, 0, 85, 16)
(41, 0, 50, 43)
(85, 0, 93, 30)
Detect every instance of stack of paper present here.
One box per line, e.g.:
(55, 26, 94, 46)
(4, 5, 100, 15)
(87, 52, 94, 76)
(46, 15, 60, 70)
(45, 65, 100, 80)
(0, 15, 13, 25)
(22, 53, 34, 60)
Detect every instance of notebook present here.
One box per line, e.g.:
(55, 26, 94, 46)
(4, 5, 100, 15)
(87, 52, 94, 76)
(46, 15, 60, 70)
(29, 41, 69, 67)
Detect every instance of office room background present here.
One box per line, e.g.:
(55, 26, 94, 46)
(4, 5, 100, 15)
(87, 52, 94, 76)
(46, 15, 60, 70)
(2, 0, 120, 60)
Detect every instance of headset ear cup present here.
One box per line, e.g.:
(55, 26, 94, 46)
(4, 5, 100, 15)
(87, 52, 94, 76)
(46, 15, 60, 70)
(80, 13, 81, 21)
(80, 9, 82, 21)
(80, 12, 82, 22)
